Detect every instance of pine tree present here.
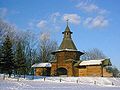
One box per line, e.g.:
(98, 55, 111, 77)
(0, 45, 3, 73)
(1, 35, 14, 77)
(16, 41, 26, 76)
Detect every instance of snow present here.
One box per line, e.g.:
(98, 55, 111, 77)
(79, 59, 104, 66)
(32, 63, 51, 68)
(60, 48, 77, 51)
(0, 74, 120, 90)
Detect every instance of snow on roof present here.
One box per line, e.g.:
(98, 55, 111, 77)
(32, 63, 51, 68)
(57, 48, 78, 51)
(79, 59, 105, 66)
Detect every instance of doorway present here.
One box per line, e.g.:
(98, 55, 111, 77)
(56, 67, 67, 76)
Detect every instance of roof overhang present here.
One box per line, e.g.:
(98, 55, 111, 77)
(51, 49, 84, 55)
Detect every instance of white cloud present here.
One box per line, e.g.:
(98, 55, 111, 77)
(62, 14, 80, 24)
(76, 3, 98, 12)
(51, 12, 61, 23)
(40, 32, 50, 41)
(84, 16, 108, 28)
(37, 20, 47, 29)
(36, 13, 81, 32)
(76, 3, 108, 14)
(98, 9, 108, 15)
(0, 8, 8, 18)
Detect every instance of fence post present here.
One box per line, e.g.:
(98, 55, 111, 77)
(3, 74, 5, 80)
(32, 74, 34, 80)
(44, 77, 45, 81)
(17, 77, 19, 82)
(60, 78, 61, 82)
(94, 81, 96, 85)
(76, 79, 79, 83)
(112, 82, 114, 85)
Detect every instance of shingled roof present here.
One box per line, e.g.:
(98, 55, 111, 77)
(59, 25, 77, 50)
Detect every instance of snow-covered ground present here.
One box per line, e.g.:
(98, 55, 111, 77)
(0, 74, 120, 90)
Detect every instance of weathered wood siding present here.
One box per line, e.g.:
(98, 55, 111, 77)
(78, 65, 102, 76)
(79, 68, 87, 76)
(35, 68, 43, 76)
(74, 67, 79, 76)
(103, 68, 113, 77)
(78, 66, 112, 77)
(87, 66, 102, 76)
(35, 68, 51, 76)
(51, 51, 81, 76)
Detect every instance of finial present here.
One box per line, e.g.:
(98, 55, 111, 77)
(66, 19, 69, 26)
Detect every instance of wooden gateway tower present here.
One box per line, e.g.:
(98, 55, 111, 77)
(51, 23, 84, 76)
(32, 22, 112, 77)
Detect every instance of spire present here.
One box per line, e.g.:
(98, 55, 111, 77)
(62, 19, 72, 38)
(65, 19, 71, 32)
(59, 21, 77, 50)
(66, 19, 69, 26)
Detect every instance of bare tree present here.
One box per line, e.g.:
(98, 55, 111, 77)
(81, 48, 107, 60)
(0, 18, 17, 43)
(0, 18, 39, 75)
(39, 32, 58, 62)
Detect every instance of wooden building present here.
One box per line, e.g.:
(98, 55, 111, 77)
(75, 59, 112, 77)
(32, 63, 51, 76)
(32, 23, 112, 77)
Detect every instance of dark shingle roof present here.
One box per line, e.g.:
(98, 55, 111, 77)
(59, 38, 77, 50)
(59, 25, 77, 50)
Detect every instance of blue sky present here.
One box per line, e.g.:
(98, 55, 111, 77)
(0, 0, 120, 68)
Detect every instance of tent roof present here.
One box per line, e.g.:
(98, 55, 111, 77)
(59, 25, 77, 50)
(59, 38, 77, 50)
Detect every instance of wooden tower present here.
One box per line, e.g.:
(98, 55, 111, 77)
(51, 21, 84, 76)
